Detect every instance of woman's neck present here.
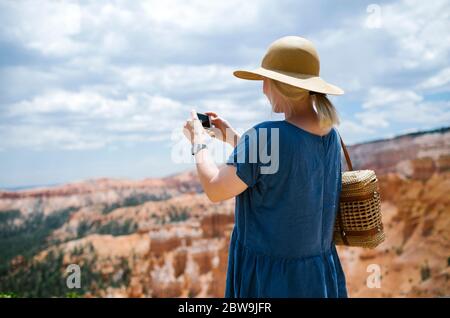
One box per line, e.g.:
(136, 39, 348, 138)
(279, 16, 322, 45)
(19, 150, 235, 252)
(284, 99, 331, 135)
(284, 98, 318, 122)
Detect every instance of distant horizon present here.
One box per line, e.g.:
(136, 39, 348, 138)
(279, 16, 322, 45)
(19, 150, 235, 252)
(1, 124, 448, 191)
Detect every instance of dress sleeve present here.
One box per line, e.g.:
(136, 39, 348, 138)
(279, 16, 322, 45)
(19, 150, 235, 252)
(226, 126, 267, 188)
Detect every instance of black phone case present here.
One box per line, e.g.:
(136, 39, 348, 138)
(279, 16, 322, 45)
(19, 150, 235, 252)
(197, 113, 211, 128)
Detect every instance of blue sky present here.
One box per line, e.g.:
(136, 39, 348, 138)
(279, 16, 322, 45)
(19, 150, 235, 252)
(0, 0, 449, 188)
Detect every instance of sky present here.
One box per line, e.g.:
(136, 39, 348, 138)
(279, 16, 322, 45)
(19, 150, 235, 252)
(0, 0, 449, 188)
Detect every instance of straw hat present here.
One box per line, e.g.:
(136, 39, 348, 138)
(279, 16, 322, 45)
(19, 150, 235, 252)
(233, 36, 344, 95)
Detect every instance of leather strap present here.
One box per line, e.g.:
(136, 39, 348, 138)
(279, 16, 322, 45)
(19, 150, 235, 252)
(335, 224, 383, 237)
(339, 192, 376, 202)
(336, 129, 353, 171)
(336, 128, 351, 245)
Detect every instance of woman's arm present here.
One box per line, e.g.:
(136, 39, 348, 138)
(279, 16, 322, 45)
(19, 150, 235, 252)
(194, 150, 247, 202)
(183, 110, 247, 202)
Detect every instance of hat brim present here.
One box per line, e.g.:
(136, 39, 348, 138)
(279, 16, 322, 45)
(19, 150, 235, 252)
(233, 67, 344, 95)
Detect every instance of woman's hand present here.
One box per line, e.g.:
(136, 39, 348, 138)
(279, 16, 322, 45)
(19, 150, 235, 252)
(183, 110, 248, 203)
(183, 110, 208, 145)
(205, 111, 240, 148)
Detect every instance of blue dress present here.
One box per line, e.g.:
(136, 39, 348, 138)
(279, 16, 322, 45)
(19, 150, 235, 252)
(224, 120, 348, 298)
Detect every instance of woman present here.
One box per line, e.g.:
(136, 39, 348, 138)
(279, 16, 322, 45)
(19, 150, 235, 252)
(183, 36, 348, 297)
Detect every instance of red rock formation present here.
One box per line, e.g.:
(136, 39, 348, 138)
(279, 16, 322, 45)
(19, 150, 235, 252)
(1, 126, 448, 298)
(200, 213, 235, 238)
(337, 171, 450, 297)
(344, 128, 450, 175)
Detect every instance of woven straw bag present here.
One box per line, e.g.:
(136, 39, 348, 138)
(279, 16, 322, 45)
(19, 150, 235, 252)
(333, 130, 385, 249)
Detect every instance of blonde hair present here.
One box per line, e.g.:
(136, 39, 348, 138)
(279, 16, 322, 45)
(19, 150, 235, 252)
(265, 78, 340, 129)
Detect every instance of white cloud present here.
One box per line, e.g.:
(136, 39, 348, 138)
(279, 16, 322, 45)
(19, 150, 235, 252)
(0, 0, 449, 188)
(0, 0, 265, 58)
(314, 0, 450, 98)
(0, 55, 269, 151)
(0, 125, 106, 151)
(116, 64, 240, 94)
(9, 90, 136, 118)
(417, 67, 450, 92)
(139, 0, 261, 34)
(355, 87, 450, 134)
(381, 0, 450, 70)
(1, 89, 190, 150)
(362, 87, 423, 109)
(354, 112, 390, 128)
(337, 120, 376, 144)
(0, 0, 448, 156)
(1, 0, 83, 56)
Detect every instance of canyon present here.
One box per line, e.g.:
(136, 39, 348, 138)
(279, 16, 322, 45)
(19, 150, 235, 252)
(0, 126, 449, 297)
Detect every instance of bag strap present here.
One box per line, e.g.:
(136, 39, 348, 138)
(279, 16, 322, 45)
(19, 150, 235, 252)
(336, 129, 353, 171)
(335, 128, 352, 246)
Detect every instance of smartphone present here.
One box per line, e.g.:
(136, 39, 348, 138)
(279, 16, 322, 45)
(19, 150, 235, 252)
(197, 112, 212, 128)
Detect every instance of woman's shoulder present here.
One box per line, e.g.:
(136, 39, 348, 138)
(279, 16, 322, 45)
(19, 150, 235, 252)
(241, 121, 285, 140)
(237, 121, 283, 150)
(247, 120, 285, 132)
